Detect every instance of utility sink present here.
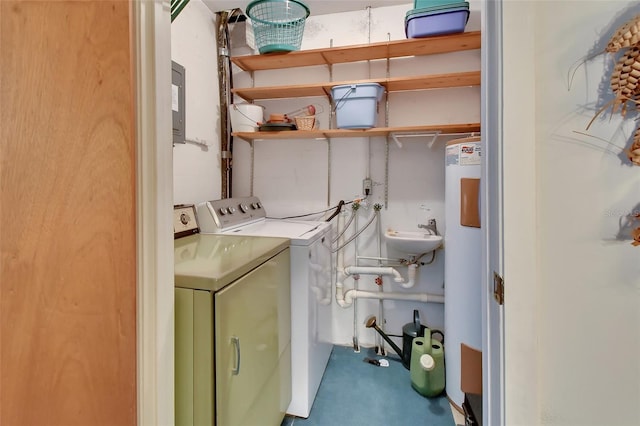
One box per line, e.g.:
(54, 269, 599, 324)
(384, 229, 443, 254)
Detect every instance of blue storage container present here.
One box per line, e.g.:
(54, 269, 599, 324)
(411, 1, 469, 13)
(331, 83, 384, 129)
(415, 0, 464, 8)
(405, 6, 469, 39)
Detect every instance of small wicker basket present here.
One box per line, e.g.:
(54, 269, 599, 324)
(294, 115, 316, 130)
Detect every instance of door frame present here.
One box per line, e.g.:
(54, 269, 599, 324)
(481, 0, 505, 424)
(132, 1, 538, 424)
(484, 1, 541, 424)
(134, 1, 174, 424)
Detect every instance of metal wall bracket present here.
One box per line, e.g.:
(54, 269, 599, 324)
(389, 131, 442, 148)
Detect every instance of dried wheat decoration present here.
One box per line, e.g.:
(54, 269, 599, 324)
(588, 14, 640, 245)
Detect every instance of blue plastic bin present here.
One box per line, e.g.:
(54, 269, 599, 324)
(405, 7, 469, 38)
(331, 83, 384, 129)
(411, 1, 469, 14)
(414, 0, 463, 8)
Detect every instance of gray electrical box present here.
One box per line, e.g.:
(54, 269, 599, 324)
(172, 61, 185, 144)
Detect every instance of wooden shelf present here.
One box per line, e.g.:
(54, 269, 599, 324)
(230, 32, 481, 142)
(231, 31, 481, 71)
(232, 71, 480, 101)
(232, 123, 481, 142)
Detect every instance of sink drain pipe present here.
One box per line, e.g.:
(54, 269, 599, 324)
(335, 264, 443, 308)
(343, 264, 418, 289)
(337, 288, 445, 307)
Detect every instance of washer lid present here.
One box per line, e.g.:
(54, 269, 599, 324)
(224, 219, 331, 245)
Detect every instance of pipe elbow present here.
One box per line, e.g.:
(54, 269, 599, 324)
(401, 264, 418, 288)
(392, 268, 404, 283)
(335, 282, 352, 308)
(344, 289, 355, 305)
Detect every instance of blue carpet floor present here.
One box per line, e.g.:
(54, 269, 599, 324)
(282, 345, 455, 426)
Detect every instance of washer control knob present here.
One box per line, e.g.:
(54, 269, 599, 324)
(219, 207, 228, 215)
(251, 203, 259, 209)
(256, 202, 262, 209)
(228, 206, 236, 214)
(239, 203, 249, 213)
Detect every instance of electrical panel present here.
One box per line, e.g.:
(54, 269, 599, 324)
(172, 61, 185, 144)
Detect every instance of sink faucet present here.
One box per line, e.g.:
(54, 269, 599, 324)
(418, 219, 439, 235)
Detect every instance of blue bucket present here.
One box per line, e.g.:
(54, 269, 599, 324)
(331, 83, 384, 129)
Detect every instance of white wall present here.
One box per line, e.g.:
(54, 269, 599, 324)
(501, 1, 539, 423)
(504, 1, 640, 424)
(228, 3, 481, 347)
(171, 0, 221, 205)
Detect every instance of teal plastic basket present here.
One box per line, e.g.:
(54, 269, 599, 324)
(246, 0, 310, 54)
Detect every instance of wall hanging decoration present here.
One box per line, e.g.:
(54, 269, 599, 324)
(607, 14, 640, 52)
(632, 214, 640, 246)
(587, 15, 640, 131)
(603, 15, 640, 246)
(629, 127, 640, 165)
(570, 13, 640, 247)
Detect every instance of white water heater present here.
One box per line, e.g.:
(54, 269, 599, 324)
(444, 136, 482, 408)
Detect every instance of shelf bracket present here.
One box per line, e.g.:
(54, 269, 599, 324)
(389, 131, 442, 148)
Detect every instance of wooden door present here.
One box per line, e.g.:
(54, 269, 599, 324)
(0, 1, 136, 424)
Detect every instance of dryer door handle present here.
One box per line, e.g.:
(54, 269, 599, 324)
(231, 336, 241, 375)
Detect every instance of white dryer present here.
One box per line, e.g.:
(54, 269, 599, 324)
(198, 196, 333, 418)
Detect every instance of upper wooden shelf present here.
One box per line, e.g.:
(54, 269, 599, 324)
(232, 123, 481, 142)
(232, 71, 480, 101)
(231, 31, 481, 71)
(230, 32, 481, 141)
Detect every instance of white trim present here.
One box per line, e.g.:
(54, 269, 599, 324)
(481, 0, 505, 425)
(135, 1, 174, 424)
(501, 1, 540, 424)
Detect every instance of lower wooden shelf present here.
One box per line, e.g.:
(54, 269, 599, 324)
(232, 123, 481, 142)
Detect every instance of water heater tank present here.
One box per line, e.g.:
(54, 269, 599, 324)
(444, 136, 482, 408)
